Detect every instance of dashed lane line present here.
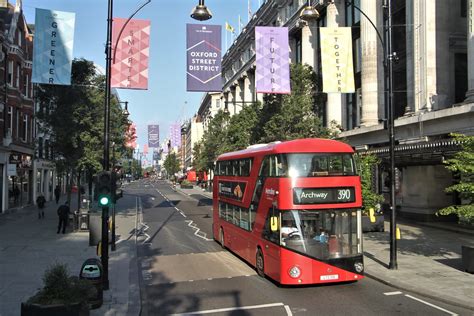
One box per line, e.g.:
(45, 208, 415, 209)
(384, 291, 403, 296)
(171, 302, 290, 316)
(404, 294, 458, 316)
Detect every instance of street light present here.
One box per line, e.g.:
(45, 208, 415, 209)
(190, 0, 212, 21)
(300, 0, 398, 269)
(119, 101, 129, 117)
(102, 0, 151, 290)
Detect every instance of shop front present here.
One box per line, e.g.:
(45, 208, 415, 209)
(8, 152, 33, 209)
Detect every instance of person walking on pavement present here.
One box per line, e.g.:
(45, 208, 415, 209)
(54, 185, 60, 204)
(36, 195, 46, 219)
(57, 201, 70, 234)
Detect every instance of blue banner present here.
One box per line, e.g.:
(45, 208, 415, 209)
(186, 24, 222, 92)
(32, 9, 75, 85)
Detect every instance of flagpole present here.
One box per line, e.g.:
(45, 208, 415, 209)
(225, 29, 228, 51)
(238, 15, 241, 34)
(248, 0, 251, 22)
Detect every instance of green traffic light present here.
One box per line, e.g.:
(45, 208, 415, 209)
(99, 196, 110, 206)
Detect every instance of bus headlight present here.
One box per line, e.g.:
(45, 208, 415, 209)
(288, 266, 301, 278)
(354, 262, 364, 273)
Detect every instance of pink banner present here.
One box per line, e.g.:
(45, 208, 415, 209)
(112, 18, 150, 89)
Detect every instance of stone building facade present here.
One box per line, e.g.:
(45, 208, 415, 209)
(197, 0, 473, 221)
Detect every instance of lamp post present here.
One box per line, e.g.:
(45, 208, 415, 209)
(102, 0, 151, 290)
(300, 0, 397, 269)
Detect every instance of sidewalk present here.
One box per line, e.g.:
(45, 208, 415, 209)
(363, 220, 474, 310)
(176, 183, 474, 310)
(0, 194, 140, 316)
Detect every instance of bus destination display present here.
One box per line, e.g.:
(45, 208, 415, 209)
(293, 187, 355, 204)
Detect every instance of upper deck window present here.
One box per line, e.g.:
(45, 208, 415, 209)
(261, 153, 356, 177)
(217, 158, 253, 176)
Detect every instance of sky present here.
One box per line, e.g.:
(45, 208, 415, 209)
(22, 0, 262, 164)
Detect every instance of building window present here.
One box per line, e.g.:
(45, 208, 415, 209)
(455, 53, 468, 103)
(38, 137, 43, 158)
(295, 30, 302, 64)
(7, 106, 12, 131)
(16, 62, 21, 88)
(23, 74, 29, 97)
(8, 61, 13, 85)
(461, 0, 467, 17)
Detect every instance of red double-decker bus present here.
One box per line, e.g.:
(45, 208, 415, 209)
(212, 138, 364, 285)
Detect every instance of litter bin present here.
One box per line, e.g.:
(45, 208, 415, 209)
(79, 258, 103, 309)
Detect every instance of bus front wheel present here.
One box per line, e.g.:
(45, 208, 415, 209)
(256, 249, 265, 278)
(219, 228, 225, 249)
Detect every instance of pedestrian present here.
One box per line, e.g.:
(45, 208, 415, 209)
(36, 195, 46, 219)
(57, 201, 70, 234)
(54, 185, 60, 204)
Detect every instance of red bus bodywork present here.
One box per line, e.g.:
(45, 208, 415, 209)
(212, 138, 364, 285)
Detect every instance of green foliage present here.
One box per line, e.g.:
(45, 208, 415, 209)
(260, 63, 329, 142)
(36, 58, 130, 186)
(357, 154, 384, 214)
(27, 263, 95, 306)
(193, 64, 329, 171)
(437, 134, 474, 223)
(193, 110, 230, 171)
(163, 152, 180, 176)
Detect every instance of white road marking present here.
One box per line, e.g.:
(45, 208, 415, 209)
(185, 220, 213, 241)
(404, 294, 458, 316)
(284, 305, 293, 316)
(384, 291, 403, 296)
(171, 302, 286, 315)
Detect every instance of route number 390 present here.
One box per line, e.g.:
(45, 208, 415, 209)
(337, 189, 351, 200)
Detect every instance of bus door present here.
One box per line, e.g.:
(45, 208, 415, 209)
(262, 208, 281, 280)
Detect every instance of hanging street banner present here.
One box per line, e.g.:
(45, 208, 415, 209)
(143, 144, 149, 155)
(32, 9, 75, 85)
(255, 26, 291, 94)
(320, 27, 355, 93)
(186, 24, 222, 92)
(148, 124, 160, 148)
(112, 18, 151, 89)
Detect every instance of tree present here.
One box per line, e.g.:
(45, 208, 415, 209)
(163, 152, 180, 178)
(437, 134, 474, 224)
(260, 63, 329, 142)
(193, 110, 230, 172)
(36, 58, 129, 200)
(225, 102, 261, 151)
(357, 154, 384, 214)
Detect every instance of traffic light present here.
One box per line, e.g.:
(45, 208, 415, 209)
(111, 171, 123, 203)
(97, 171, 112, 207)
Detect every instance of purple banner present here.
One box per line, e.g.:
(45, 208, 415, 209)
(255, 27, 291, 94)
(148, 125, 160, 148)
(186, 24, 222, 92)
(170, 122, 182, 148)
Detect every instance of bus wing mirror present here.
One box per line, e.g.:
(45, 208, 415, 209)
(270, 216, 278, 232)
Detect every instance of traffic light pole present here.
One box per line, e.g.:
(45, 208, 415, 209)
(101, 0, 113, 291)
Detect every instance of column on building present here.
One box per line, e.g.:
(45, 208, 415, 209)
(466, 0, 474, 101)
(242, 72, 253, 104)
(325, 0, 345, 128)
(413, 0, 440, 112)
(228, 86, 236, 114)
(234, 80, 243, 115)
(360, 0, 382, 126)
(301, 23, 318, 69)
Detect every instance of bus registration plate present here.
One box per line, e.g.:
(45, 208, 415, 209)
(320, 274, 339, 281)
